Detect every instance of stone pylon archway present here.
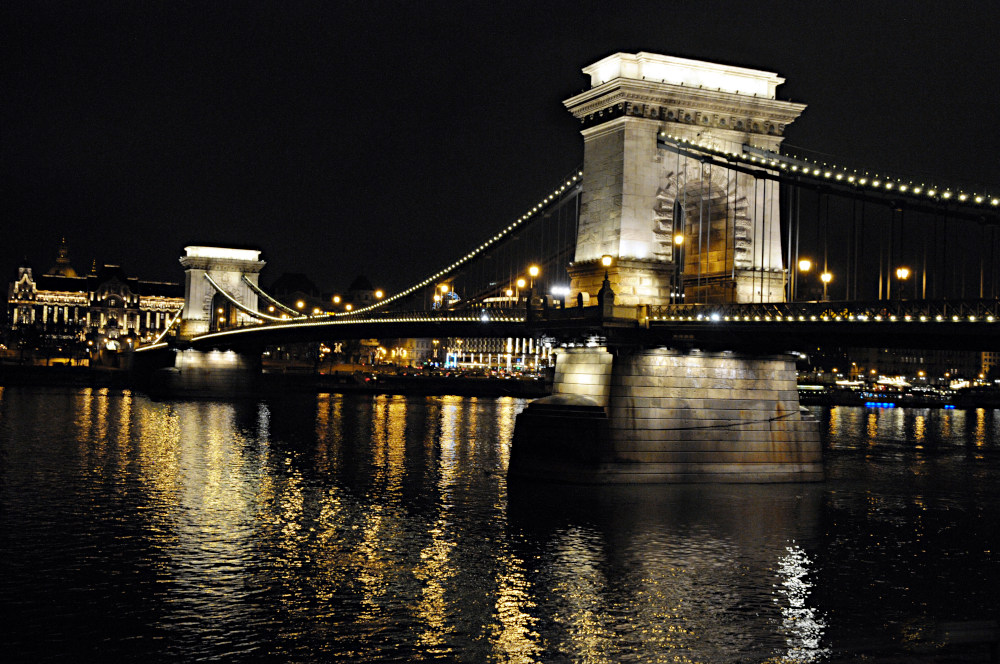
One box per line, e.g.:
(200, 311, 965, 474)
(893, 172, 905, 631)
(652, 154, 787, 303)
(177, 246, 266, 337)
(564, 52, 804, 306)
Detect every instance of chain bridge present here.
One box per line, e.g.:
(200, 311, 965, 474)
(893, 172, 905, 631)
(136, 52, 999, 484)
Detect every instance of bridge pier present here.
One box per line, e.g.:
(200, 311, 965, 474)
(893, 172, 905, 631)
(147, 348, 261, 398)
(510, 346, 822, 483)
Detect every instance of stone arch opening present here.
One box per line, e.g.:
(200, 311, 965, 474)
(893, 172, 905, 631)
(209, 292, 235, 332)
(653, 160, 753, 302)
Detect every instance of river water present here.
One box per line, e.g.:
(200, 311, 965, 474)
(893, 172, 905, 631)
(1, 386, 997, 662)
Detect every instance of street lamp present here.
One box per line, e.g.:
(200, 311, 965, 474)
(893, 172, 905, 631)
(527, 265, 540, 289)
(600, 254, 613, 281)
(375, 289, 384, 299)
(895, 266, 911, 299)
(820, 271, 832, 300)
(795, 258, 813, 301)
(673, 235, 684, 303)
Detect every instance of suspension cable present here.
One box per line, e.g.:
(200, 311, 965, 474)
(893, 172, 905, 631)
(205, 274, 285, 322)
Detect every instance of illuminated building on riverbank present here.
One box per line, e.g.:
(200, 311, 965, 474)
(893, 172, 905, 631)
(5, 240, 183, 360)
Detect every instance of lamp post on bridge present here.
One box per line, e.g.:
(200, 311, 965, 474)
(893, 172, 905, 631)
(526, 265, 541, 316)
(673, 234, 685, 304)
(895, 266, 911, 300)
(793, 259, 812, 301)
(820, 271, 833, 301)
(528, 265, 540, 289)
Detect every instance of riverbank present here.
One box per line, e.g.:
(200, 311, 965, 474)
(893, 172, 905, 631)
(0, 363, 551, 398)
(5, 363, 1000, 406)
(798, 387, 1000, 409)
(0, 363, 131, 388)
(261, 370, 551, 398)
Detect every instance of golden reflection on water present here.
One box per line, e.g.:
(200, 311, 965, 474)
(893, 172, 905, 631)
(314, 393, 345, 475)
(412, 394, 463, 654)
(973, 409, 987, 455)
(169, 403, 260, 601)
(7, 389, 860, 660)
(866, 412, 878, 444)
(490, 550, 541, 663)
(495, 396, 519, 472)
(356, 508, 389, 623)
(60, 393, 270, 620)
(467, 396, 479, 453)
(549, 527, 616, 658)
(940, 411, 953, 439)
(414, 518, 458, 652)
(371, 396, 389, 476)
(913, 415, 926, 446)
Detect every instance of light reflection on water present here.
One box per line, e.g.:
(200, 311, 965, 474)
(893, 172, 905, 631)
(0, 388, 997, 662)
(774, 544, 828, 662)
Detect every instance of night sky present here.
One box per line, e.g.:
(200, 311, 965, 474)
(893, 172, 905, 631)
(4, 1, 998, 294)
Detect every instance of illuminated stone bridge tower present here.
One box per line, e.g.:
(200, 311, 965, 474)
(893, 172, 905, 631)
(565, 52, 805, 305)
(178, 246, 265, 337)
(510, 53, 821, 484)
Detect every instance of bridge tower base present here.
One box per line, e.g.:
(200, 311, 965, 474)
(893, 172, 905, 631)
(510, 346, 822, 483)
(148, 349, 261, 398)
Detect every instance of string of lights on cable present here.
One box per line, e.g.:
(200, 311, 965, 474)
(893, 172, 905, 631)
(339, 171, 583, 316)
(658, 132, 998, 207)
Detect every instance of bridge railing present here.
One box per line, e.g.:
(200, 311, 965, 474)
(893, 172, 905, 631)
(210, 308, 529, 331)
(646, 299, 999, 323)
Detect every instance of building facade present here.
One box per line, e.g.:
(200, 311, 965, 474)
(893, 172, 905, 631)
(6, 243, 183, 360)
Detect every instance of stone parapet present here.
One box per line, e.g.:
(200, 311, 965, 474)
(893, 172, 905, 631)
(569, 257, 676, 307)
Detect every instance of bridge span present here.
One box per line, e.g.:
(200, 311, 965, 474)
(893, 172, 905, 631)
(174, 297, 999, 353)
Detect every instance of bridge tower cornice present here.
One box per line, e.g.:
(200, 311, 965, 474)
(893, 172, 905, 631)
(178, 255, 267, 274)
(565, 79, 806, 144)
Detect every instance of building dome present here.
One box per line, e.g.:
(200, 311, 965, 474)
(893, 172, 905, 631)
(45, 238, 79, 278)
(348, 275, 374, 292)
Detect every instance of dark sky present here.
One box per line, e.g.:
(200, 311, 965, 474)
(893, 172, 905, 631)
(4, 0, 998, 293)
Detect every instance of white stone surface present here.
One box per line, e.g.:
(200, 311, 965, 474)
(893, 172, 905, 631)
(584, 52, 785, 98)
(178, 246, 266, 336)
